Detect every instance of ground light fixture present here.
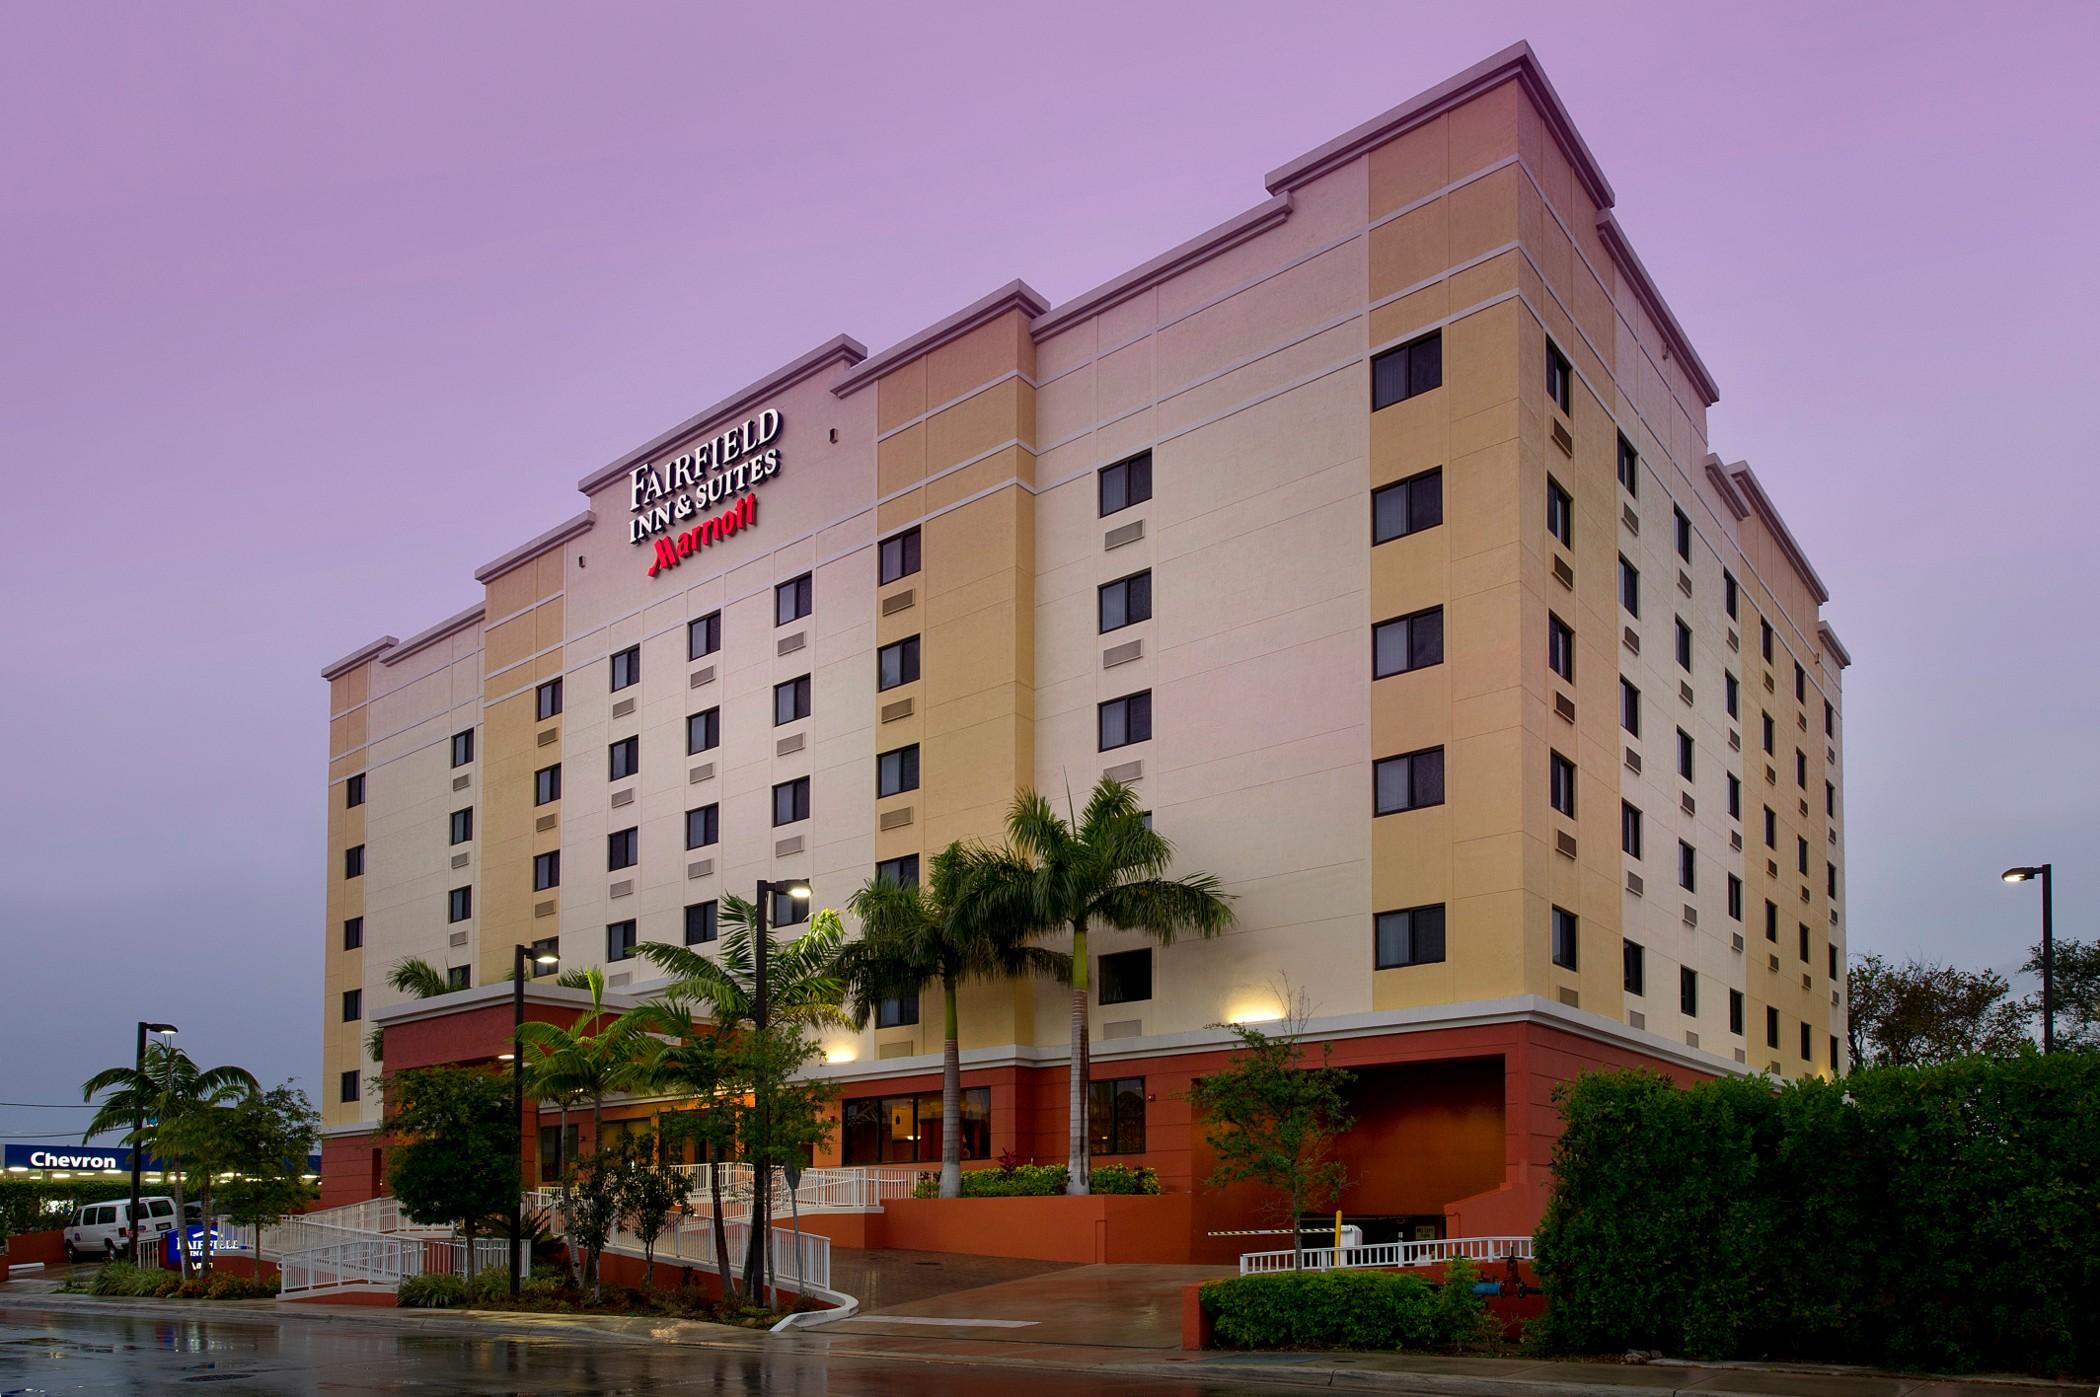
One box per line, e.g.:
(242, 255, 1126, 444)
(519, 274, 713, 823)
(2001, 864, 2054, 1053)
(748, 877, 811, 1309)
(129, 1022, 178, 1260)
(510, 945, 560, 1296)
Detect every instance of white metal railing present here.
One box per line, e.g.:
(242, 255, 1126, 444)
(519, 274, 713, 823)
(525, 1187, 831, 1294)
(278, 1233, 510, 1296)
(662, 1164, 916, 1220)
(289, 1195, 451, 1237)
(1238, 1234, 1533, 1276)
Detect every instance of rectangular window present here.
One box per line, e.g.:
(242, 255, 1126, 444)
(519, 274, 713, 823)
(1799, 923, 1811, 963)
(1618, 556, 1640, 616)
(1099, 691, 1152, 751)
(342, 989, 362, 1022)
(1088, 1078, 1147, 1156)
(1546, 476, 1572, 547)
(536, 678, 564, 721)
(343, 917, 363, 950)
(774, 675, 812, 725)
(1723, 570, 1738, 619)
(687, 707, 720, 755)
(1765, 899, 1778, 942)
(608, 827, 638, 871)
(1829, 944, 1839, 980)
(1374, 904, 1446, 968)
(1760, 618, 1774, 663)
(609, 646, 640, 692)
(1373, 607, 1444, 679)
(340, 1071, 359, 1104)
(1800, 1021, 1813, 1062)
(538, 1124, 579, 1183)
(1622, 801, 1643, 859)
(345, 773, 365, 808)
(451, 730, 475, 767)
(770, 888, 810, 926)
(609, 735, 639, 781)
(1828, 861, 1838, 898)
(534, 850, 561, 892)
(1098, 450, 1153, 516)
(1621, 678, 1641, 736)
(879, 527, 922, 585)
(1796, 749, 1807, 788)
(449, 807, 473, 845)
(685, 804, 719, 850)
(1616, 432, 1638, 497)
(1675, 617, 1693, 670)
(876, 991, 920, 1028)
(447, 886, 472, 923)
(1726, 672, 1740, 719)
(688, 611, 721, 661)
(1767, 1006, 1781, 1049)
(1728, 773, 1742, 820)
(1677, 728, 1694, 781)
(875, 854, 920, 887)
(1798, 836, 1810, 874)
(877, 635, 921, 691)
(607, 919, 637, 963)
(1764, 806, 1776, 848)
(1825, 699, 1835, 737)
(1680, 967, 1699, 1017)
(1099, 948, 1154, 1004)
(1546, 341, 1572, 412)
(1622, 939, 1645, 995)
(446, 965, 470, 991)
(1547, 612, 1575, 682)
(776, 573, 813, 626)
(1762, 712, 1775, 755)
(529, 936, 558, 975)
(684, 901, 718, 945)
(1375, 747, 1445, 815)
(1549, 751, 1576, 817)
(842, 1088, 992, 1166)
(344, 845, 364, 878)
(1794, 661, 1807, 703)
(535, 763, 561, 806)
(1371, 468, 1443, 543)
(1674, 506, 1692, 561)
(1826, 780, 1836, 817)
(773, 776, 811, 826)
(1728, 874, 1743, 920)
(1098, 571, 1153, 634)
(877, 744, 920, 798)
(1370, 331, 1442, 409)
(1678, 841, 1696, 891)
(1551, 906, 1579, 969)
(1729, 989, 1745, 1035)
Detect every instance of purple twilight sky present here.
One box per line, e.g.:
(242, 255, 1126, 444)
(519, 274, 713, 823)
(2, 1, 2095, 1142)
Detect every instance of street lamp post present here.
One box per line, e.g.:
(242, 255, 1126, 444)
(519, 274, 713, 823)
(748, 877, 809, 1310)
(2002, 864, 2055, 1053)
(509, 943, 559, 1296)
(129, 1022, 178, 1261)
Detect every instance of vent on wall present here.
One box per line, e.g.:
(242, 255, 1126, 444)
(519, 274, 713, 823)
(1685, 1031, 1700, 1050)
(776, 732, 805, 757)
(537, 727, 558, 747)
(607, 972, 631, 989)
(689, 665, 716, 689)
(1628, 1010, 1646, 1030)
(881, 697, 914, 723)
(1680, 681, 1695, 706)
(1551, 555, 1575, 590)
(881, 589, 915, 616)
(611, 697, 635, 720)
(536, 813, 557, 833)
(878, 806, 914, 831)
(1555, 830, 1578, 860)
(1551, 419, 1574, 456)
(1729, 830, 1743, 851)
(1682, 904, 1698, 928)
(1103, 639, 1143, 668)
(877, 1041, 916, 1060)
(687, 859, 714, 879)
(611, 787, 635, 807)
(1625, 747, 1642, 774)
(689, 762, 715, 784)
(775, 835, 804, 857)
(1802, 972, 1813, 991)
(453, 774, 471, 792)
(1622, 503, 1640, 534)
(1768, 953, 1781, 972)
(449, 931, 468, 948)
(1677, 569, 1693, 597)
(450, 852, 469, 870)
(1626, 870, 1644, 897)
(1680, 792, 1696, 816)
(1104, 519, 1145, 550)
(535, 900, 556, 919)
(1623, 626, 1641, 655)
(1727, 629, 1740, 652)
(1102, 759, 1143, 784)
(1731, 932, 1746, 953)
(1558, 987, 1581, 1008)
(777, 631, 806, 657)
(1728, 730, 1742, 751)
(1103, 1019, 1143, 1040)
(1553, 692, 1576, 723)
(1734, 1048, 1748, 1064)
(609, 880, 633, 899)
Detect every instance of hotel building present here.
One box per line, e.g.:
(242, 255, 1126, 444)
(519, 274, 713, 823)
(320, 43, 1850, 1246)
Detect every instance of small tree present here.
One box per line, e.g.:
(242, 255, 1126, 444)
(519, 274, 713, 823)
(1847, 953, 2032, 1067)
(730, 1026, 836, 1306)
(384, 1067, 517, 1279)
(614, 1130, 690, 1290)
(1184, 1005, 1354, 1272)
(564, 1146, 622, 1301)
(209, 1085, 320, 1279)
(2027, 936, 2100, 1052)
(631, 1004, 744, 1299)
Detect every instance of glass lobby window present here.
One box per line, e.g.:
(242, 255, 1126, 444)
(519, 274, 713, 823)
(776, 573, 813, 626)
(1098, 451, 1152, 517)
(879, 527, 921, 585)
(1372, 607, 1443, 679)
(1371, 469, 1441, 544)
(877, 636, 920, 691)
(1099, 948, 1153, 1004)
(1098, 691, 1151, 750)
(1089, 1077, 1147, 1156)
(688, 611, 721, 661)
(1370, 330, 1442, 409)
(609, 646, 640, 692)
(1375, 904, 1446, 969)
(1098, 571, 1152, 632)
(842, 1088, 991, 1165)
(1375, 747, 1445, 814)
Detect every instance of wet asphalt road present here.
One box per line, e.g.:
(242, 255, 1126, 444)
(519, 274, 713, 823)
(0, 1305, 1276, 1395)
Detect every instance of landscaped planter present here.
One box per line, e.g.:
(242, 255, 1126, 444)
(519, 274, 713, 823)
(874, 1193, 1193, 1264)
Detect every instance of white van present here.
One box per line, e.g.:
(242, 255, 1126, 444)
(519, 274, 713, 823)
(62, 1196, 177, 1262)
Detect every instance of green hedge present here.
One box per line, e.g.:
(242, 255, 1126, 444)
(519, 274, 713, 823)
(1200, 1259, 1492, 1350)
(1533, 1054, 2100, 1375)
(2, 1178, 134, 1237)
(84, 1263, 277, 1300)
(909, 1163, 1163, 1198)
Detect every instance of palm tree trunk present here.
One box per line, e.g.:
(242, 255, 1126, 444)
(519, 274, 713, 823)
(199, 1178, 214, 1276)
(708, 1159, 735, 1300)
(788, 1178, 804, 1306)
(941, 975, 962, 1200)
(588, 1097, 603, 1299)
(1067, 918, 1091, 1195)
(557, 1102, 582, 1290)
(171, 1170, 190, 1278)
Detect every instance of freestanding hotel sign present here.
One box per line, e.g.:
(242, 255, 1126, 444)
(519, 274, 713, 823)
(627, 408, 783, 577)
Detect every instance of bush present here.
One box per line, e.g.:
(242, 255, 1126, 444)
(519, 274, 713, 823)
(909, 1162, 1164, 1199)
(396, 1273, 467, 1309)
(1201, 1269, 1489, 1350)
(84, 1262, 274, 1301)
(1089, 1164, 1162, 1195)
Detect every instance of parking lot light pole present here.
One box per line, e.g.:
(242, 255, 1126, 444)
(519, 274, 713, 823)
(510, 944, 559, 1296)
(130, 1022, 178, 1260)
(2001, 864, 2054, 1053)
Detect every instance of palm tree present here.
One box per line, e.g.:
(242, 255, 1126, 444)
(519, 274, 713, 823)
(81, 1041, 257, 1273)
(365, 955, 461, 1063)
(836, 843, 1069, 1198)
(997, 777, 1234, 1194)
(633, 896, 851, 1031)
(621, 1000, 742, 1297)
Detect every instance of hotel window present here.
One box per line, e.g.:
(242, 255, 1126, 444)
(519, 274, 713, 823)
(1621, 801, 1643, 859)
(1794, 661, 1807, 703)
(774, 675, 811, 725)
(1799, 923, 1811, 963)
(1616, 432, 1638, 497)
(1729, 989, 1745, 1036)
(1549, 751, 1577, 817)
(1099, 571, 1152, 632)
(1824, 699, 1835, 737)
(449, 807, 473, 845)
(529, 936, 559, 974)
(1623, 939, 1645, 995)
(687, 707, 720, 755)
(877, 744, 920, 797)
(343, 917, 363, 950)
(607, 920, 637, 964)
(1374, 747, 1445, 814)
(684, 901, 718, 945)
(879, 527, 922, 586)
(688, 611, 721, 661)
(1100, 948, 1154, 1004)
(1375, 905, 1446, 969)
(1760, 617, 1774, 663)
(609, 646, 640, 692)
(1764, 806, 1776, 848)
(1762, 712, 1775, 754)
(608, 827, 638, 871)
(1546, 340, 1572, 412)
(1828, 944, 1839, 980)
(770, 888, 810, 926)
(1371, 468, 1442, 543)
(1099, 691, 1152, 751)
(539, 1125, 579, 1183)
(1551, 907, 1579, 969)
(1546, 476, 1572, 547)
(1678, 841, 1696, 892)
(1673, 506, 1692, 561)
(1830, 1034, 1840, 1069)
(842, 1088, 992, 1166)
(1098, 450, 1153, 516)
(1373, 607, 1443, 679)
(877, 636, 921, 691)
(1728, 773, 1742, 820)
(773, 776, 811, 827)
(1089, 1078, 1147, 1156)
(1767, 1006, 1781, 1049)
(1621, 678, 1641, 736)
(451, 729, 475, 767)
(875, 854, 920, 887)
(1618, 556, 1640, 616)
(345, 773, 364, 808)
(1800, 1022, 1813, 1062)
(340, 1071, 360, 1104)
(1828, 862, 1838, 897)
(876, 991, 920, 1028)
(685, 804, 719, 850)
(535, 763, 561, 806)
(1674, 618, 1693, 670)
(1797, 836, 1810, 875)
(1825, 780, 1836, 817)
(1795, 749, 1807, 787)
(1370, 331, 1441, 409)
(776, 573, 813, 626)
(609, 735, 639, 781)
(534, 850, 560, 891)
(1728, 874, 1743, 920)
(446, 965, 470, 990)
(536, 678, 563, 721)
(1724, 570, 1738, 620)
(1680, 967, 1699, 1017)
(1765, 899, 1778, 942)
(1547, 612, 1575, 682)
(1725, 672, 1740, 719)
(344, 845, 364, 878)
(1677, 728, 1694, 781)
(343, 989, 361, 1022)
(447, 886, 471, 923)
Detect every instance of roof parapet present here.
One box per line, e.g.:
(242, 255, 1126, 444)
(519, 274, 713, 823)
(320, 636, 397, 682)
(1597, 215, 1720, 406)
(1033, 195, 1292, 340)
(474, 509, 596, 585)
(1724, 459, 1831, 606)
(832, 280, 1050, 399)
(1817, 622, 1852, 670)
(380, 602, 486, 668)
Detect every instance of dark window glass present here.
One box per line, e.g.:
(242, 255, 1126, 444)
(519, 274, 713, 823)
(1098, 451, 1153, 516)
(875, 854, 920, 887)
(1678, 841, 1696, 891)
(607, 920, 637, 963)
(1765, 899, 1778, 941)
(1675, 618, 1693, 670)
(1621, 678, 1641, 736)
(1623, 940, 1644, 995)
(1674, 506, 1692, 561)
(1375, 904, 1447, 968)
(878, 636, 921, 691)
(687, 707, 720, 755)
(1799, 836, 1810, 875)
(879, 528, 922, 585)
(447, 886, 472, 923)
(1549, 751, 1577, 817)
(610, 646, 640, 692)
(1088, 1077, 1146, 1156)
(1825, 699, 1835, 737)
(770, 889, 810, 926)
(1828, 861, 1838, 898)
(1099, 948, 1154, 1004)
(877, 745, 920, 798)
(1728, 874, 1743, 920)
(1726, 672, 1740, 718)
(535, 763, 561, 806)
(345, 773, 365, 808)
(1546, 341, 1572, 411)
(446, 965, 470, 990)
(1767, 1006, 1781, 1049)
(1375, 747, 1445, 814)
(534, 850, 561, 891)
(609, 736, 639, 781)
(344, 845, 364, 878)
(1551, 907, 1579, 969)
(343, 989, 362, 1022)
(1796, 749, 1808, 787)
(840, 1088, 991, 1165)
(876, 992, 920, 1028)
(773, 776, 811, 827)
(1616, 432, 1638, 496)
(686, 804, 719, 850)
(1729, 989, 1745, 1035)
(1678, 729, 1695, 780)
(1622, 801, 1643, 859)
(343, 917, 362, 950)
(1795, 662, 1807, 703)
(774, 675, 812, 725)
(1546, 477, 1572, 547)
(1680, 967, 1698, 1017)
(1763, 712, 1775, 754)
(1728, 773, 1742, 819)
(1099, 691, 1152, 751)
(451, 730, 475, 767)
(340, 1071, 360, 1103)
(1373, 607, 1444, 679)
(538, 1124, 579, 1182)
(608, 827, 638, 871)
(776, 574, 813, 626)
(1801, 1021, 1813, 1062)
(449, 807, 473, 845)
(1619, 556, 1640, 616)
(1761, 618, 1774, 662)
(1547, 612, 1575, 682)
(1829, 944, 1839, 980)
(1099, 571, 1152, 632)
(688, 612, 721, 661)
(1826, 780, 1836, 816)
(1371, 469, 1442, 543)
(1371, 331, 1442, 409)
(537, 678, 563, 721)
(1799, 923, 1811, 963)
(684, 901, 718, 945)
(1724, 571, 1739, 619)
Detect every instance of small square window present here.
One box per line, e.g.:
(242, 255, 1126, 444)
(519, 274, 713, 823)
(451, 730, 475, 767)
(343, 917, 363, 950)
(875, 854, 920, 887)
(448, 886, 472, 923)
(344, 845, 364, 878)
(342, 988, 362, 1022)
(607, 919, 637, 963)
(1551, 906, 1579, 969)
(877, 744, 920, 798)
(776, 573, 813, 626)
(1099, 948, 1154, 1004)
(688, 707, 720, 755)
(1616, 432, 1639, 497)
(1375, 747, 1446, 815)
(1099, 571, 1153, 633)
(1099, 691, 1152, 751)
(1546, 341, 1572, 412)
(608, 827, 638, 871)
(1549, 751, 1577, 817)
(446, 965, 470, 990)
(1375, 904, 1447, 968)
(773, 776, 811, 827)
(449, 807, 473, 845)
(686, 804, 719, 850)
(1098, 451, 1153, 516)
(340, 1071, 360, 1103)
(1547, 612, 1575, 682)
(774, 675, 812, 725)
(1546, 476, 1572, 548)
(685, 901, 718, 945)
(536, 678, 564, 721)
(688, 612, 721, 661)
(345, 773, 365, 808)
(609, 735, 640, 781)
(535, 763, 561, 806)
(609, 646, 640, 692)
(1373, 607, 1444, 679)
(879, 528, 922, 586)
(878, 636, 921, 691)
(876, 991, 920, 1028)
(1622, 939, 1645, 996)
(534, 850, 561, 891)
(1371, 331, 1442, 409)
(1371, 469, 1442, 544)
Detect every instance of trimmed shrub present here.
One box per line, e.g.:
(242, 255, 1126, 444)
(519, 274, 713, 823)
(910, 1163, 1164, 1199)
(1200, 1269, 1489, 1350)
(396, 1273, 468, 1309)
(1089, 1164, 1162, 1195)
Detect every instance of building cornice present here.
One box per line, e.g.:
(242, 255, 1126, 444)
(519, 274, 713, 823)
(473, 509, 596, 585)
(1032, 194, 1293, 341)
(1818, 621, 1852, 670)
(371, 980, 644, 1028)
(378, 602, 485, 668)
(1703, 455, 1751, 520)
(831, 281, 1050, 399)
(1724, 459, 1832, 606)
(1596, 214, 1720, 406)
(320, 637, 397, 682)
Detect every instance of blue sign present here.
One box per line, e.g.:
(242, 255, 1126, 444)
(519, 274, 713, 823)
(3, 1144, 321, 1174)
(165, 1226, 246, 1264)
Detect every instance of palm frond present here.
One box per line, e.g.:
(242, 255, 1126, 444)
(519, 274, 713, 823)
(387, 957, 452, 999)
